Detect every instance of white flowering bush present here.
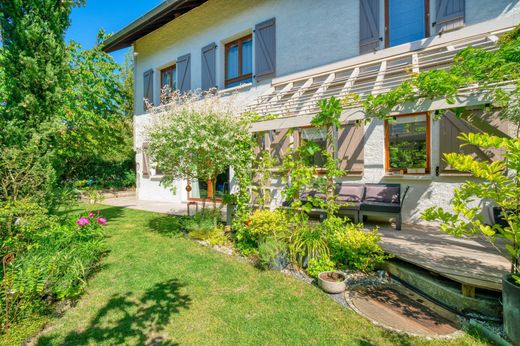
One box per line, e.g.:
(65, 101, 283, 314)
(145, 90, 252, 205)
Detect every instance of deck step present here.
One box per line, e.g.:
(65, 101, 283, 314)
(383, 259, 502, 319)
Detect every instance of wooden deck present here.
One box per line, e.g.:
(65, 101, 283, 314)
(372, 223, 511, 293)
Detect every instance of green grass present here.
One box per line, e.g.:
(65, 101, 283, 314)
(11, 205, 489, 345)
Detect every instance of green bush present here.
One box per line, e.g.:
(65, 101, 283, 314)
(306, 254, 336, 278)
(247, 209, 289, 242)
(257, 238, 287, 270)
(289, 222, 329, 267)
(0, 199, 57, 258)
(1, 211, 107, 326)
(329, 224, 388, 272)
(189, 225, 230, 246)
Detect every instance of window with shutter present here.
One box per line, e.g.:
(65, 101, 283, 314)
(435, 0, 464, 33)
(439, 111, 503, 174)
(385, 114, 431, 173)
(386, 0, 429, 47)
(143, 69, 154, 110)
(337, 122, 365, 174)
(160, 65, 176, 103)
(177, 53, 191, 93)
(254, 18, 276, 80)
(201, 43, 217, 90)
(225, 35, 252, 88)
(360, 0, 381, 54)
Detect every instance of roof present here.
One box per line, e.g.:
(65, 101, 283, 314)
(102, 0, 208, 53)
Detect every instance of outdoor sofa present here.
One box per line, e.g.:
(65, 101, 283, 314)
(287, 183, 410, 230)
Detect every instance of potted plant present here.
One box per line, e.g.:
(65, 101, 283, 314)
(423, 133, 519, 344)
(317, 271, 347, 294)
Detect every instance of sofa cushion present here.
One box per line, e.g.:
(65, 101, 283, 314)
(336, 184, 365, 203)
(361, 201, 401, 214)
(364, 185, 400, 204)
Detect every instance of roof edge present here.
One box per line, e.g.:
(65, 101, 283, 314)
(102, 0, 202, 53)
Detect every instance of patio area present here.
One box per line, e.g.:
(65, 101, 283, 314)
(102, 197, 510, 293)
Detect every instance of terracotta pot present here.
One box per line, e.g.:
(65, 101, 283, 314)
(317, 271, 347, 294)
(503, 273, 520, 345)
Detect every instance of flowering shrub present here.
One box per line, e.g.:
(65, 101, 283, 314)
(1, 209, 107, 326)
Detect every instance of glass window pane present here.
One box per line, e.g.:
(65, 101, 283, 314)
(389, 0, 425, 47)
(242, 39, 252, 75)
(214, 169, 229, 199)
(171, 67, 176, 90)
(226, 44, 239, 80)
(161, 70, 170, 89)
(388, 115, 427, 170)
(190, 179, 209, 199)
(301, 127, 328, 167)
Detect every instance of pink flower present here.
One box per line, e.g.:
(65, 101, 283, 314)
(76, 217, 90, 227)
(88, 212, 95, 218)
(97, 217, 107, 225)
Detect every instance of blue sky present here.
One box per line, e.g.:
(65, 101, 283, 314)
(66, 0, 163, 64)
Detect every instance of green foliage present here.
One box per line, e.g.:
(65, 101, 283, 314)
(306, 254, 336, 278)
(1, 210, 106, 326)
(147, 92, 252, 207)
(257, 238, 287, 270)
(423, 133, 520, 283)
(184, 208, 222, 232)
(329, 224, 388, 272)
(188, 225, 230, 247)
(289, 223, 329, 266)
(59, 34, 134, 184)
(0, 145, 57, 205)
(0, 0, 83, 145)
(252, 149, 277, 208)
(247, 209, 289, 243)
(311, 96, 343, 128)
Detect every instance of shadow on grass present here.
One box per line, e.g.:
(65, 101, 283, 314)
(148, 215, 187, 237)
(36, 278, 191, 346)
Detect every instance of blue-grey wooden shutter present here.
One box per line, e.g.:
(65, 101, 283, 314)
(201, 43, 217, 90)
(177, 53, 191, 93)
(435, 0, 465, 33)
(254, 18, 276, 81)
(143, 69, 154, 110)
(360, 0, 380, 54)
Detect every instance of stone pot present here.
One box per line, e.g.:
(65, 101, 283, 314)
(503, 273, 520, 345)
(317, 271, 347, 294)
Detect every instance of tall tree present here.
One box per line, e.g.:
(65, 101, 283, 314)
(0, 0, 84, 145)
(58, 32, 134, 180)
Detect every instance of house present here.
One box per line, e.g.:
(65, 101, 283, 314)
(103, 0, 519, 225)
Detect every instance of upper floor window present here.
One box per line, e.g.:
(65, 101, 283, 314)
(225, 34, 252, 88)
(385, 113, 430, 174)
(385, 0, 429, 47)
(160, 65, 176, 99)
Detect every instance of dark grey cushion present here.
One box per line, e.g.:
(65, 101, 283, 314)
(336, 184, 365, 203)
(361, 201, 401, 214)
(364, 185, 400, 203)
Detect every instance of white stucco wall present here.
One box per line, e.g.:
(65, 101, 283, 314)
(131, 0, 519, 222)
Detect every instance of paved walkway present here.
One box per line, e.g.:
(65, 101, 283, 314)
(103, 196, 191, 216)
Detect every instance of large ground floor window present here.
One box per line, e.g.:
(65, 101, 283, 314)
(188, 169, 229, 201)
(385, 113, 430, 173)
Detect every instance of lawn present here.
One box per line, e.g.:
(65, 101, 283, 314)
(16, 205, 488, 345)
